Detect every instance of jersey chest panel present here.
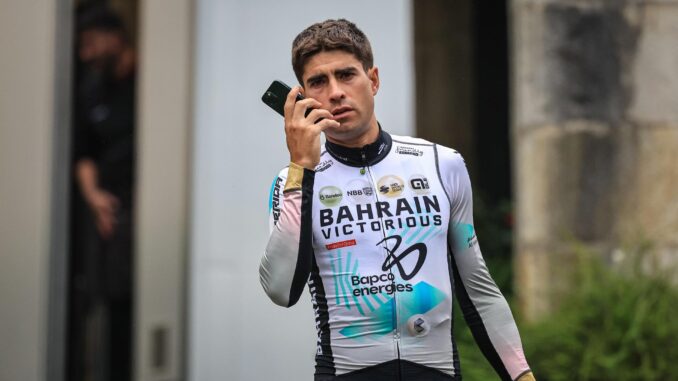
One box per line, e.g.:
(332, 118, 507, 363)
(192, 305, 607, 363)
(310, 144, 456, 374)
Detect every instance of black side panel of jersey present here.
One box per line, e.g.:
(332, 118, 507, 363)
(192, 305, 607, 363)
(451, 260, 512, 381)
(311, 256, 335, 376)
(435, 144, 462, 377)
(288, 168, 316, 307)
(446, 249, 462, 376)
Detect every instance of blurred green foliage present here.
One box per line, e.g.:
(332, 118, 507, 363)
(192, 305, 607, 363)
(458, 198, 678, 381)
(522, 243, 678, 381)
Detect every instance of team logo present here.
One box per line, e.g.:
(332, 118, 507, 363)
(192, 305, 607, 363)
(409, 175, 430, 195)
(318, 186, 343, 207)
(377, 235, 427, 280)
(377, 175, 405, 198)
(345, 178, 374, 203)
(396, 146, 424, 157)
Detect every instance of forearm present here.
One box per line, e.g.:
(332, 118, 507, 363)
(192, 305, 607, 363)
(440, 146, 532, 380)
(452, 232, 531, 381)
(75, 158, 99, 199)
(259, 163, 315, 307)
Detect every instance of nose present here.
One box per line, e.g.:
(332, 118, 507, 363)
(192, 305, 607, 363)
(328, 78, 345, 103)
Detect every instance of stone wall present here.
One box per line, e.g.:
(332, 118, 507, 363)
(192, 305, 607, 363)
(511, 0, 678, 320)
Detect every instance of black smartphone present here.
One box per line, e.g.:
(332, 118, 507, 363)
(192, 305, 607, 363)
(261, 80, 310, 117)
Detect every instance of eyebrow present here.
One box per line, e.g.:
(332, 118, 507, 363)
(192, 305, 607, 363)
(335, 67, 358, 75)
(306, 66, 359, 84)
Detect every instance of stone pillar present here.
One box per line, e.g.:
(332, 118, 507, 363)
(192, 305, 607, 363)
(511, 0, 678, 320)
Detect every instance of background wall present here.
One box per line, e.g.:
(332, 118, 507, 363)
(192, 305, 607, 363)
(0, 1, 70, 381)
(188, 1, 414, 380)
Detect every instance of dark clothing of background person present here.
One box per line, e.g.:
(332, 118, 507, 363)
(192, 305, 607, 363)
(69, 52, 136, 381)
(73, 68, 136, 300)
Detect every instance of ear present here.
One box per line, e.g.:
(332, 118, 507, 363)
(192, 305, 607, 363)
(368, 67, 380, 96)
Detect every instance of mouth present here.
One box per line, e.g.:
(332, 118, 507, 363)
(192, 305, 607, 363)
(331, 106, 354, 120)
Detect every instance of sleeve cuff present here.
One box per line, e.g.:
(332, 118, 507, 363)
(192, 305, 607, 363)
(283, 162, 307, 193)
(516, 371, 535, 381)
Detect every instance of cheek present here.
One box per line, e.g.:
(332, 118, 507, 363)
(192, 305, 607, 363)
(305, 89, 323, 101)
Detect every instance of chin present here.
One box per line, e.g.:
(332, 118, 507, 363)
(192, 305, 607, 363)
(330, 123, 358, 136)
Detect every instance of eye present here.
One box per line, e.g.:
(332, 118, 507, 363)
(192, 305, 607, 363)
(308, 77, 326, 88)
(338, 71, 355, 81)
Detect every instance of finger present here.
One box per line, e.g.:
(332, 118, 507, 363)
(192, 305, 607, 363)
(305, 108, 333, 123)
(315, 118, 341, 132)
(98, 200, 116, 214)
(96, 202, 113, 215)
(292, 98, 321, 121)
(283, 86, 303, 121)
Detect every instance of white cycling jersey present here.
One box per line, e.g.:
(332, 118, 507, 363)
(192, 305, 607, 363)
(260, 129, 531, 381)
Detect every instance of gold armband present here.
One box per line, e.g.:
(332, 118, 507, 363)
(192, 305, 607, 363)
(517, 371, 536, 381)
(284, 162, 306, 192)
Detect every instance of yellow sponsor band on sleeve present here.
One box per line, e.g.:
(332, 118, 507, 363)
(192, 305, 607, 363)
(283, 162, 306, 192)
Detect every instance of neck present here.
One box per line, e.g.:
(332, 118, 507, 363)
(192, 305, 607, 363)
(325, 117, 379, 148)
(324, 123, 392, 167)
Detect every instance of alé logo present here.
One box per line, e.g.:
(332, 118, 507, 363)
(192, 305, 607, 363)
(377, 234, 427, 280)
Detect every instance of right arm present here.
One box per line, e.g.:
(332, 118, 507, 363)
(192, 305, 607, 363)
(259, 164, 315, 307)
(259, 85, 339, 307)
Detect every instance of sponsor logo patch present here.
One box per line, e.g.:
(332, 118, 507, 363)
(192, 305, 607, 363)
(409, 175, 430, 195)
(325, 239, 357, 250)
(315, 160, 333, 172)
(396, 146, 424, 157)
(318, 185, 343, 207)
(270, 176, 283, 224)
(377, 175, 405, 198)
(345, 178, 374, 203)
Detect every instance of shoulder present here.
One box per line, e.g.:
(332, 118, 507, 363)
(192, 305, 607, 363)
(390, 134, 466, 168)
(390, 134, 435, 147)
(435, 144, 465, 170)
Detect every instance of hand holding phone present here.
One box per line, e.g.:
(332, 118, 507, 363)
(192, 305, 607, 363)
(261, 80, 305, 117)
(261, 80, 339, 169)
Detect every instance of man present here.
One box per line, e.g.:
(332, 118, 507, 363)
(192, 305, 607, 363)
(260, 19, 535, 381)
(71, 5, 136, 381)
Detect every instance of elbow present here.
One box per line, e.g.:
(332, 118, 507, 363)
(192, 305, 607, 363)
(263, 285, 293, 308)
(259, 265, 294, 308)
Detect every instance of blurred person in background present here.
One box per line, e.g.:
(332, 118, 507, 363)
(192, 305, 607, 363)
(70, 4, 136, 381)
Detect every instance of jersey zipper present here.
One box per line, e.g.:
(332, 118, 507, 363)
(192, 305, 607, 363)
(361, 150, 402, 365)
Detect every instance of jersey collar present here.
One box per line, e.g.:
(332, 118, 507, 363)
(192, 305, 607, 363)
(325, 125, 392, 168)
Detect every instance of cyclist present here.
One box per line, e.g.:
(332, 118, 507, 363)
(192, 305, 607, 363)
(260, 19, 535, 381)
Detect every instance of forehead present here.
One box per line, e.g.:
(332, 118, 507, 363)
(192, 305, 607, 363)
(79, 29, 115, 41)
(302, 50, 362, 79)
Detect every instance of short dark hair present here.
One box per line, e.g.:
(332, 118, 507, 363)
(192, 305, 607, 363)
(77, 4, 125, 35)
(292, 19, 374, 85)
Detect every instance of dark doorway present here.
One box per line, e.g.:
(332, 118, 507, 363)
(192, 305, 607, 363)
(414, 1, 512, 257)
(472, 2, 511, 205)
(414, 1, 513, 293)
